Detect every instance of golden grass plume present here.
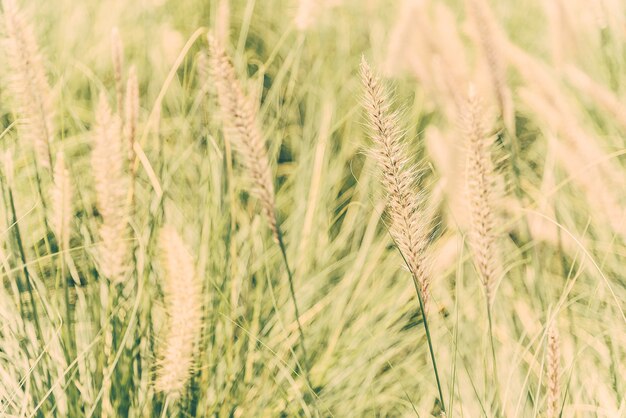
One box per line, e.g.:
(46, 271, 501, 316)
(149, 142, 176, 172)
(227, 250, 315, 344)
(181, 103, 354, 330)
(462, 87, 500, 304)
(360, 57, 431, 306)
(207, 33, 279, 241)
(91, 92, 130, 283)
(155, 225, 203, 396)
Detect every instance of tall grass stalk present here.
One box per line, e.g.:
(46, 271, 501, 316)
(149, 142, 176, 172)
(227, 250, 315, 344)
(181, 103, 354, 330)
(207, 33, 312, 384)
(462, 87, 504, 414)
(0, 1, 623, 416)
(360, 57, 445, 414)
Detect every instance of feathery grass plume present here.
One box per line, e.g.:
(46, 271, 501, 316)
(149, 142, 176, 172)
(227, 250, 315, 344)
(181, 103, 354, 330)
(466, 0, 514, 135)
(208, 35, 313, 386)
(360, 57, 446, 414)
(91, 92, 129, 283)
(462, 87, 500, 304)
(462, 87, 504, 415)
(124, 65, 139, 164)
(51, 152, 72, 251)
(2, 0, 54, 170)
(546, 323, 561, 418)
(207, 33, 279, 242)
(111, 27, 124, 117)
(359, 57, 431, 306)
(156, 225, 202, 396)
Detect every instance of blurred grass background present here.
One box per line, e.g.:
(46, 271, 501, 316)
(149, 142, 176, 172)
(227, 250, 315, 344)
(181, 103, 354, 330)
(0, 0, 624, 416)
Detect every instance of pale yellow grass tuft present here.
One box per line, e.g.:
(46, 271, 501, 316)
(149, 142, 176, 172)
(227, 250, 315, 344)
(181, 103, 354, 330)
(360, 57, 431, 306)
(91, 92, 130, 283)
(156, 225, 203, 396)
(2, 0, 54, 170)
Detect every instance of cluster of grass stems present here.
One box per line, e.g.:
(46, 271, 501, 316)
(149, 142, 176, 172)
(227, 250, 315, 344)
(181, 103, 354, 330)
(0, 0, 624, 416)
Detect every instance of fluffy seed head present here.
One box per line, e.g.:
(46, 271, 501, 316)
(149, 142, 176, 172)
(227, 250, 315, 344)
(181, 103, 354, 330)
(462, 87, 500, 304)
(2, 0, 54, 170)
(208, 34, 279, 241)
(155, 225, 203, 396)
(360, 57, 431, 306)
(91, 92, 129, 283)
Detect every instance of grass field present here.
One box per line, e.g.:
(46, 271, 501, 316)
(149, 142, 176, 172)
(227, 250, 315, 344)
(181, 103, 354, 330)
(0, 0, 625, 416)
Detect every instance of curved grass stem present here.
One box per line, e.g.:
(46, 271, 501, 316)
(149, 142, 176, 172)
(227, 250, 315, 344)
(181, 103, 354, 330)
(275, 224, 313, 392)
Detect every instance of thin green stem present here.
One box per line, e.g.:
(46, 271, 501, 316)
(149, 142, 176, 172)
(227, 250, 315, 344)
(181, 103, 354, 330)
(487, 303, 503, 416)
(275, 223, 315, 393)
(59, 252, 76, 375)
(409, 273, 446, 415)
(7, 186, 56, 414)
